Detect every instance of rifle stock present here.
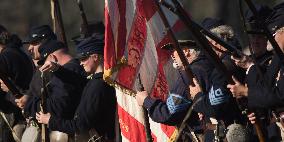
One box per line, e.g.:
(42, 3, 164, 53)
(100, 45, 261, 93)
(40, 73, 48, 142)
(0, 72, 23, 98)
(254, 121, 265, 142)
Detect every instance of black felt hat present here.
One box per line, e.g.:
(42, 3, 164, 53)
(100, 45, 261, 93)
(245, 5, 272, 34)
(37, 40, 66, 65)
(161, 30, 197, 51)
(201, 17, 225, 30)
(23, 25, 56, 44)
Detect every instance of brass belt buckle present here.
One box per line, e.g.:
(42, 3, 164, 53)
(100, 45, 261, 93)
(88, 135, 102, 142)
(27, 118, 39, 128)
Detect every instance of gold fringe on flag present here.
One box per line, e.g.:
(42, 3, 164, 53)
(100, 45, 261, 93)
(103, 56, 136, 97)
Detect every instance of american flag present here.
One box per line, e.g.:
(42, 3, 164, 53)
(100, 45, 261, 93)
(104, 0, 185, 141)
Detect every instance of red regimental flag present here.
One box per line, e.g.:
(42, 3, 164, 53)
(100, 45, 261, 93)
(104, 0, 186, 141)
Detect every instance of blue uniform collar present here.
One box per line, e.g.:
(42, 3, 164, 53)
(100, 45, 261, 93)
(88, 72, 103, 80)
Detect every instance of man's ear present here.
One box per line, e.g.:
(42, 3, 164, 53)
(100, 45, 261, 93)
(90, 54, 99, 60)
(49, 54, 58, 63)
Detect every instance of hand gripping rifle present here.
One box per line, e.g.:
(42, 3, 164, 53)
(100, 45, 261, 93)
(157, 0, 265, 141)
(40, 72, 49, 142)
(153, 1, 195, 85)
(137, 74, 153, 142)
(0, 72, 23, 142)
(153, 1, 205, 142)
(50, 0, 68, 46)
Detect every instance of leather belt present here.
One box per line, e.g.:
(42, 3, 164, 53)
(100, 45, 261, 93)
(205, 123, 217, 131)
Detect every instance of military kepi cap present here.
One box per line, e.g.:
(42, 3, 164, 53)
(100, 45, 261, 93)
(266, 2, 284, 34)
(201, 17, 225, 30)
(161, 40, 197, 51)
(76, 34, 104, 60)
(37, 40, 66, 65)
(245, 5, 272, 27)
(161, 29, 197, 51)
(23, 25, 56, 44)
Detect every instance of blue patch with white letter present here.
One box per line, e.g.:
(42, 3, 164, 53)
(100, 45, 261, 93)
(209, 86, 228, 105)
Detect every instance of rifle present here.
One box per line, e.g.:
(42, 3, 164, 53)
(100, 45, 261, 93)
(153, 1, 194, 85)
(0, 72, 23, 142)
(75, 0, 90, 38)
(158, 0, 265, 141)
(50, 0, 68, 46)
(40, 73, 49, 142)
(137, 74, 153, 142)
(0, 72, 23, 99)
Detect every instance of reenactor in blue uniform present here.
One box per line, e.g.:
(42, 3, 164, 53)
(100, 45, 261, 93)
(20, 25, 58, 141)
(0, 25, 34, 142)
(245, 5, 274, 66)
(20, 25, 57, 111)
(229, 2, 284, 141)
(36, 34, 117, 142)
(244, 5, 281, 141)
(22, 25, 87, 141)
(248, 3, 284, 140)
(198, 18, 249, 141)
(135, 32, 215, 141)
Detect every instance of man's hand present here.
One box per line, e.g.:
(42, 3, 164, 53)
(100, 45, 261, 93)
(198, 113, 204, 121)
(231, 55, 254, 69)
(39, 54, 59, 73)
(36, 111, 51, 125)
(247, 113, 256, 124)
(0, 80, 9, 92)
(135, 91, 148, 106)
(15, 95, 29, 109)
(227, 76, 248, 98)
(189, 78, 202, 99)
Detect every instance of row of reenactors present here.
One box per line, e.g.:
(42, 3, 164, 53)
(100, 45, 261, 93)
(0, 2, 284, 142)
(136, 2, 284, 142)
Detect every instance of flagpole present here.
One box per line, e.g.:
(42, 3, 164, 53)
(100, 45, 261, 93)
(50, 0, 68, 47)
(138, 74, 153, 142)
(76, 0, 90, 38)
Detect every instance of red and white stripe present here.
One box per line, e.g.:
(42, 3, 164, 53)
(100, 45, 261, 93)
(104, 0, 185, 141)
